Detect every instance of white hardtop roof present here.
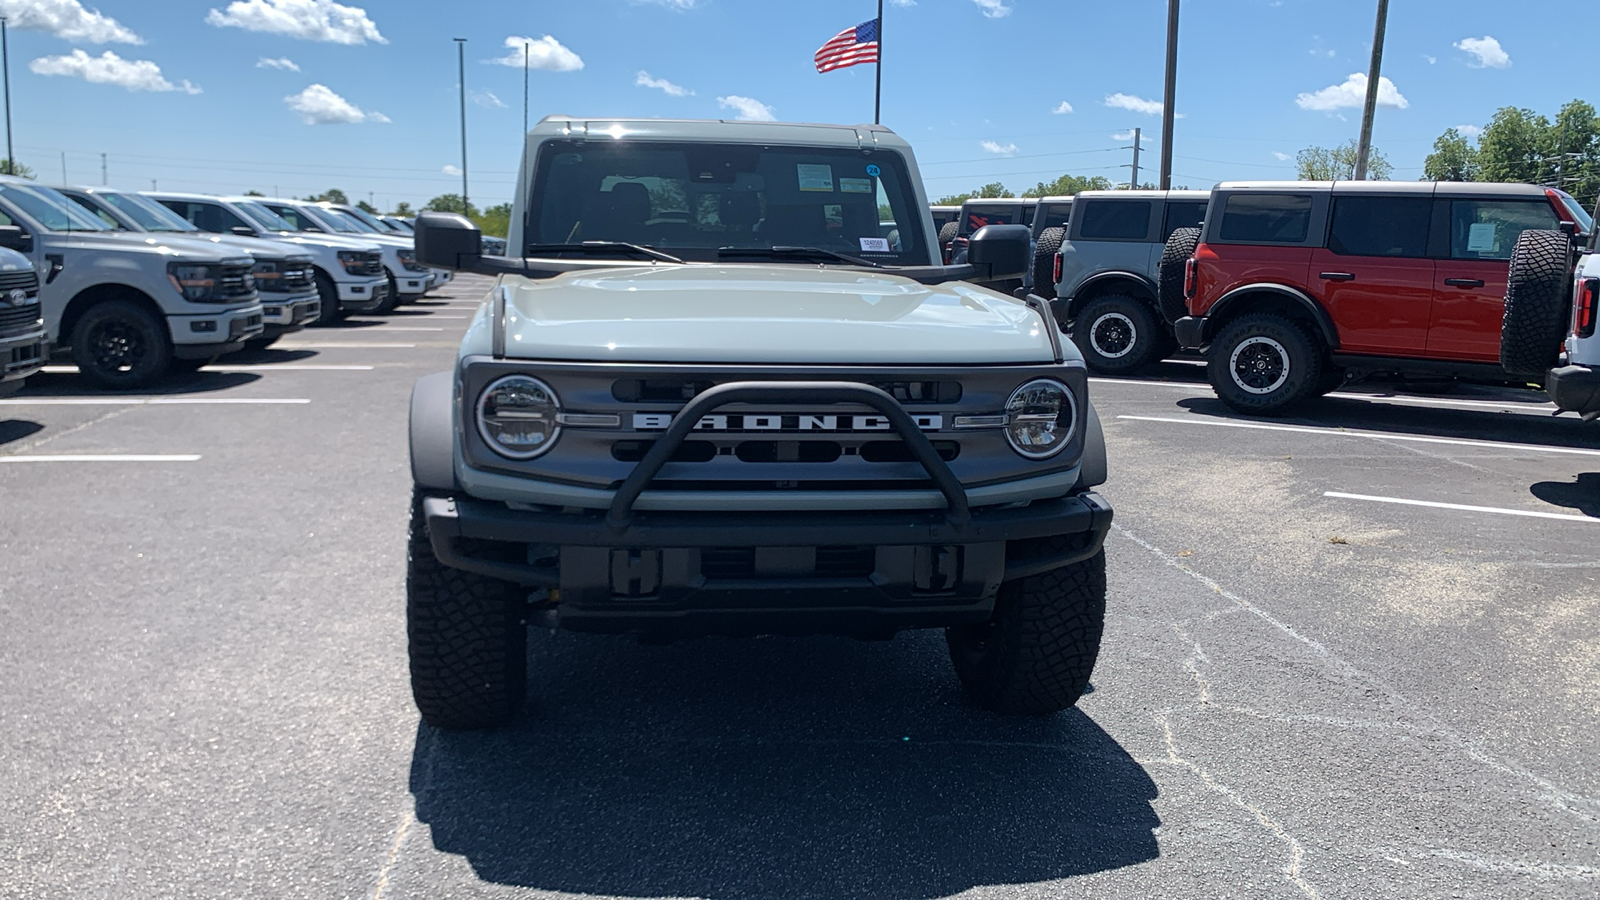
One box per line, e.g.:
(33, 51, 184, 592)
(1215, 180, 1552, 197)
(1073, 189, 1210, 201)
(530, 115, 912, 152)
(961, 198, 1037, 207)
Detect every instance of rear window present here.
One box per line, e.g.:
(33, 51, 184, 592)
(1218, 193, 1313, 243)
(1036, 203, 1072, 230)
(1328, 196, 1431, 258)
(1161, 201, 1206, 240)
(1449, 199, 1559, 261)
(1078, 200, 1152, 241)
(961, 207, 1020, 235)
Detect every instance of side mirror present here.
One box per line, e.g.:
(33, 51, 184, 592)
(0, 225, 31, 253)
(965, 223, 1031, 282)
(415, 211, 483, 271)
(230, 226, 255, 237)
(302, 225, 324, 233)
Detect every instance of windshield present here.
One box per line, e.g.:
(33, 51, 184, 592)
(0, 183, 112, 232)
(325, 207, 381, 233)
(100, 191, 199, 233)
(297, 204, 363, 234)
(385, 218, 414, 233)
(525, 140, 930, 265)
(339, 205, 393, 232)
(234, 200, 297, 232)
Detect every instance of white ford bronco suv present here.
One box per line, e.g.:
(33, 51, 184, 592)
(406, 117, 1113, 730)
(0, 177, 264, 388)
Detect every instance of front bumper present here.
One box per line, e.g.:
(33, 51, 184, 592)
(422, 490, 1113, 635)
(1547, 364, 1600, 418)
(258, 292, 322, 338)
(167, 303, 264, 356)
(397, 272, 429, 297)
(335, 276, 388, 312)
(0, 324, 47, 386)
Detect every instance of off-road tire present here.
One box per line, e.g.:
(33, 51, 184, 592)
(1032, 226, 1066, 299)
(1501, 229, 1572, 378)
(946, 547, 1106, 715)
(407, 491, 528, 730)
(69, 300, 172, 389)
(311, 271, 346, 326)
(938, 220, 960, 263)
(1070, 293, 1167, 375)
(1207, 313, 1325, 416)
(1158, 227, 1202, 324)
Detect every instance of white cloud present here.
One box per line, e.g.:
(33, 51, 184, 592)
(1273, 151, 1292, 161)
(256, 56, 299, 71)
(284, 83, 387, 124)
(634, 0, 698, 8)
(1052, 100, 1073, 115)
(487, 35, 583, 72)
(0, 0, 141, 44)
(442, 164, 462, 176)
(1455, 35, 1509, 69)
(636, 71, 692, 97)
(980, 140, 1018, 156)
(1110, 130, 1136, 141)
(889, 0, 916, 5)
(717, 95, 775, 122)
(1423, 54, 1437, 65)
(1294, 72, 1408, 111)
(1105, 92, 1164, 116)
(972, 0, 1011, 17)
(1456, 124, 1483, 139)
(206, 0, 384, 45)
(29, 49, 200, 93)
(469, 90, 505, 109)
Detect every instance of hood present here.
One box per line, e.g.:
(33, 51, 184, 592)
(52, 231, 250, 262)
(262, 231, 382, 253)
(162, 232, 310, 262)
(486, 264, 1058, 365)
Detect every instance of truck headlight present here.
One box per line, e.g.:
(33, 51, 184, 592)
(398, 249, 428, 272)
(1004, 379, 1076, 459)
(167, 263, 220, 302)
(477, 375, 561, 459)
(336, 250, 367, 273)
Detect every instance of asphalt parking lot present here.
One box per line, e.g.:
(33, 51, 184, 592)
(2, 273, 1597, 899)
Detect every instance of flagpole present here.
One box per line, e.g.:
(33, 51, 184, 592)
(873, 0, 883, 124)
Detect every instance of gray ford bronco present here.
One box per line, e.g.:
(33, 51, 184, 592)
(407, 117, 1113, 729)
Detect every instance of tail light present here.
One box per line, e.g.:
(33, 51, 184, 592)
(1052, 252, 1063, 286)
(1184, 258, 1198, 299)
(1577, 278, 1598, 339)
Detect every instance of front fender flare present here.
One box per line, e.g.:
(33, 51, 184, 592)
(1074, 403, 1107, 490)
(1207, 283, 1340, 349)
(410, 370, 459, 491)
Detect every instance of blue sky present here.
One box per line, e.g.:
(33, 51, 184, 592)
(0, 0, 1589, 210)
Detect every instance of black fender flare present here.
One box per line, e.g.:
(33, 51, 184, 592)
(1206, 283, 1340, 349)
(1074, 403, 1107, 490)
(410, 370, 459, 491)
(1066, 270, 1159, 319)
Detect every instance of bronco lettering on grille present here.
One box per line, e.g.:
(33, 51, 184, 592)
(632, 413, 944, 432)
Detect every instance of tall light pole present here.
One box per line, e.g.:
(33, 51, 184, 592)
(522, 41, 529, 137)
(1, 16, 13, 174)
(1353, 0, 1389, 181)
(454, 38, 469, 213)
(1158, 0, 1179, 190)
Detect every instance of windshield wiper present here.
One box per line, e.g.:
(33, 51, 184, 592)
(525, 242, 684, 263)
(716, 246, 883, 268)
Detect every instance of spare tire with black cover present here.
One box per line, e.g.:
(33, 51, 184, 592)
(1501, 229, 1573, 378)
(1158, 227, 1201, 324)
(1031, 226, 1065, 299)
(937, 220, 960, 264)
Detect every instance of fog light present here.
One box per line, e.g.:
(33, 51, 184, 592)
(189, 320, 217, 333)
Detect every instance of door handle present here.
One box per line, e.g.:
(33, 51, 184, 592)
(1319, 272, 1356, 282)
(1443, 278, 1485, 288)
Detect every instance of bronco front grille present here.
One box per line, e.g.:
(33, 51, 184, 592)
(0, 305, 41, 337)
(612, 378, 962, 404)
(0, 270, 38, 294)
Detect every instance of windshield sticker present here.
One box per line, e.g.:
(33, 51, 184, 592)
(1467, 222, 1498, 253)
(839, 177, 873, 194)
(797, 164, 835, 192)
(859, 237, 891, 253)
(865, 164, 881, 177)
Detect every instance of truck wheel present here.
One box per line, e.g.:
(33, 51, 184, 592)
(946, 547, 1106, 715)
(312, 272, 347, 326)
(1070, 294, 1166, 375)
(1158, 227, 1201, 324)
(406, 490, 527, 730)
(1207, 313, 1325, 416)
(372, 272, 402, 316)
(1031, 226, 1065, 300)
(1501, 229, 1572, 378)
(938, 221, 960, 264)
(69, 300, 172, 389)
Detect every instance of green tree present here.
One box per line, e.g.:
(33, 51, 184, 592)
(1296, 139, 1392, 181)
(1423, 129, 1482, 182)
(356, 199, 378, 214)
(1476, 107, 1551, 185)
(243, 189, 265, 196)
(934, 181, 1014, 205)
(304, 188, 350, 204)
(389, 201, 415, 218)
(474, 202, 512, 238)
(423, 194, 479, 217)
(1021, 173, 1112, 198)
(0, 158, 35, 178)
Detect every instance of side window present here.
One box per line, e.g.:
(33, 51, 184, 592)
(1161, 201, 1207, 240)
(266, 205, 309, 230)
(0, 205, 12, 227)
(1038, 204, 1072, 230)
(1078, 200, 1152, 241)
(1449, 199, 1559, 261)
(1328, 196, 1431, 257)
(65, 195, 120, 229)
(963, 207, 1017, 235)
(210, 205, 251, 232)
(1218, 193, 1313, 243)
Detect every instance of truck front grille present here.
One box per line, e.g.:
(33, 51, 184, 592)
(349, 252, 384, 277)
(216, 264, 258, 300)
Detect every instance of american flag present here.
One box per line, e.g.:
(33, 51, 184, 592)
(814, 18, 880, 73)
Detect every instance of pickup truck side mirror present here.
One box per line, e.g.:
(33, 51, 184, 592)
(415, 211, 484, 271)
(965, 223, 1031, 283)
(230, 226, 255, 237)
(0, 225, 32, 253)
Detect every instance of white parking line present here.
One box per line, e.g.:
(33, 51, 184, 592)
(0, 454, 201, 463)
(1090, 377, 1203, 390)
(1116, 414, 1600, 457)
(205, 364, 375, 372)
(1091, 377, 1557, 412)
(1326, 491, 1600, 524)
(0, 397, 309, 406)
(366, 327, 446, 332)
(275, 342, 417, 349)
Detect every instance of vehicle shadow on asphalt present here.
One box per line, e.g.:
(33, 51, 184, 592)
(408, 631, 1160, 898)
(0, 419, 43, 445)
(223, 348, 319, 365)
(1530, 473, 1600, 517)
(18, 370, 262, 396)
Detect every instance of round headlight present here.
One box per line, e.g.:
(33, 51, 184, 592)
(1004, 378, 1076, 459)
(477, 375, 561, 459)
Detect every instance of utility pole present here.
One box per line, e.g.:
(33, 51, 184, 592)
(1158, 0, 1179, 189)
(59, 151, 65, 182)
(1353, 0, 1389, 181)
(1123, 127, 1143, 189)
(522, 41, 529, 136)
(454, 38, 469, 214)
(101, 152, 107, 185)
(1, 17, 13, 174)
(151, 179, 157, 191)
